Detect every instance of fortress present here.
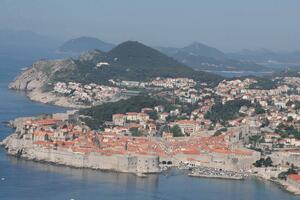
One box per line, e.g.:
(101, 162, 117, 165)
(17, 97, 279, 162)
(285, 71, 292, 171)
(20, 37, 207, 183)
(2, 135, 160, 174)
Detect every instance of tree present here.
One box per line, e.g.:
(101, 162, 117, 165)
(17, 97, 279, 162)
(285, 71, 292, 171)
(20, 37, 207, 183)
(148, 110, 158, 120)
(295, 101, 300, 109)
(254, 158, 264, 167)
(255, 107, 265, 114)
(130, 128, 143, 137)
(170, 125, 184, 137)
(263, 157, 273, 167)
(287, 164, 297, 174)
(213, 127, 227, 137)
(287, 116, 294, 122)
(286, 100, 293, 107)
(249, 135, 263, 145)
(205, 99, 252, 123)
(261, 118, 269, 127)
(253, 157, 273, 167)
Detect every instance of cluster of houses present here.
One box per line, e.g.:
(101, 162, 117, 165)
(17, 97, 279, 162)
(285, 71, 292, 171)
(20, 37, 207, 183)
(110, 77, 196, 90)
(11, 75, 300, 192)
(16, 109, 259, 171)
(53, 82, 124, 105)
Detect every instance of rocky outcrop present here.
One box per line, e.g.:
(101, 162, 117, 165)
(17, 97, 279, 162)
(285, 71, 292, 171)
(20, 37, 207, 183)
(9, 59, 76, 91)
(8, 58, 86, 108)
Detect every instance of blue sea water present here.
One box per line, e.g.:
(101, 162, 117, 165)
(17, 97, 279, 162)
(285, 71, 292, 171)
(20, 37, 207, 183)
(0, 56, 299, 200)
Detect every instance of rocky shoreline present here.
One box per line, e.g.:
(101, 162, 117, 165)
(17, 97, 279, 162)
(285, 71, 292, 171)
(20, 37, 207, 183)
(8, 59, 88, 109)
(25, 89, 90, 109)
(10, 81, 127, 109)
(1, 131, 300, 195)
(254, 174, 300, 195)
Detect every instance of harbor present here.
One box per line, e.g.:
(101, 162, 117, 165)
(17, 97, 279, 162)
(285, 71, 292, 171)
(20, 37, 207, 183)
(188, 167, 246, 180)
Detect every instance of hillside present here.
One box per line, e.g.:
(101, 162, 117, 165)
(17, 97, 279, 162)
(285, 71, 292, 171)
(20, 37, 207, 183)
(58, 36, 115, 54)
(180, 42, 227, 60)
(271, 67, 300, 78)
(80, 95, 171, 129)
(10, 41, 223, 93)
(228, 49, 300, 64)
(158, 42, 267, 71)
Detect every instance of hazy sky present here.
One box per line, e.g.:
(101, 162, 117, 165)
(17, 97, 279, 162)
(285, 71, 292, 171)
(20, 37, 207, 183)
(0, 0, 299, 52)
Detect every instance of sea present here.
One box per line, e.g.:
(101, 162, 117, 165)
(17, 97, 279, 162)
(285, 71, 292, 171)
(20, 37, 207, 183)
(0, 55, 299, 200)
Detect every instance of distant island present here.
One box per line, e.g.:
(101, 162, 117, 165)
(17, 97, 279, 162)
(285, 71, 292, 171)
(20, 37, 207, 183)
(157, 42, 269, 72)
(57, 36, 115, 54)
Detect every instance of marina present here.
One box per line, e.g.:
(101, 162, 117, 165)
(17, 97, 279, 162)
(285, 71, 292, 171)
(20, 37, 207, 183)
(188, 167, 246, 180)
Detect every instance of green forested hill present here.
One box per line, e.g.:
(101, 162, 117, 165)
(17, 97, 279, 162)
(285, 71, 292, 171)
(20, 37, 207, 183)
(29, 41, 223, 86)
(80, 95, 171, 129)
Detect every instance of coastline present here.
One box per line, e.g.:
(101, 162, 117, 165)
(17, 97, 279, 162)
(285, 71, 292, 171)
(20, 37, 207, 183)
(4, 68, 300, 197)
(1, 130, 300, 195)
(10, 87, 128, 109)
(254, 174, 300, 195)
(25, 89, 90, 109)
(0, 134, 161, 175)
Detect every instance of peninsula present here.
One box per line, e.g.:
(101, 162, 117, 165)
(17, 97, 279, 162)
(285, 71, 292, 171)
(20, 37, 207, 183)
(3, 40, 300, 195)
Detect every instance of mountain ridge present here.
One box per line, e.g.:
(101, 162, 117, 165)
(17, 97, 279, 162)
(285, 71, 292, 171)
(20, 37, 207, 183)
(10, 41, 223, 94)
(158, 42, 267, 71)
(58, 36, 115, 54)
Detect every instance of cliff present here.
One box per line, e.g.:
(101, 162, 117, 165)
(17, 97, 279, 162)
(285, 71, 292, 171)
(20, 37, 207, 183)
(9, 59, 76, 91)
(9, 59, 89, 108)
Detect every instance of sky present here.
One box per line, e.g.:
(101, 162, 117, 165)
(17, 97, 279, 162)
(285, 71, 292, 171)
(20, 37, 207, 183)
(0, 0, 299, 52)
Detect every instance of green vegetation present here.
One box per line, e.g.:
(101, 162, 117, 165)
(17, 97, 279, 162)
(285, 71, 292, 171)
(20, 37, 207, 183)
(49, 41, 222, 85)
(213, 127, 227, 137)
(294, 101, 300, 109)
(162, 42, 267, 72)
(249, 134, 264, 145)
(248, 77, 277, 90)
(275, 123, 300, 139)
(274, 68, 300, 78)
(254, 157, 273, 167)
(278, 165, 297, 180)
(130, 127, 143, 137)
(170, 125, 184, 137)
(287, 116, 294, 122)
(80, 95, 172, 129)
(255, 106, 265, 114)
(286, 100, 300, 109)
(204, 99, 252, 123)
(147, 110, 158, 120)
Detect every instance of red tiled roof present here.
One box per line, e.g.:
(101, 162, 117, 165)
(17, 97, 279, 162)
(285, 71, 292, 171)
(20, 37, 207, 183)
(288, 174, 300, 182)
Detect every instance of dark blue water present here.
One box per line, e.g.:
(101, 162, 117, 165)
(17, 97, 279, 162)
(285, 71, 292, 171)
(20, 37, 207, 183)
(0, 56, 299, 200)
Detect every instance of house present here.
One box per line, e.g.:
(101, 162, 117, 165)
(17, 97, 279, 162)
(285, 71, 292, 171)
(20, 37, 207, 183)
(126, 112, 139, 121)
(162, 132, 173, 138)
(159, 112, 169, 121)
(112, 114, 126, 126)
(287, 174, 300, 190)
(154, 105, 164, 113)
(264, 133, 281, 143)
(137, 113, 150, 122)
(173, 120, 198, 136)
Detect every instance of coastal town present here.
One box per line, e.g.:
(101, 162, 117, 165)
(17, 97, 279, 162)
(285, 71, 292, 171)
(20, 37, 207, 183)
(3, 75, 300, 194)
(2, 1, 300, 199)
(53, 81, 126, 106)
